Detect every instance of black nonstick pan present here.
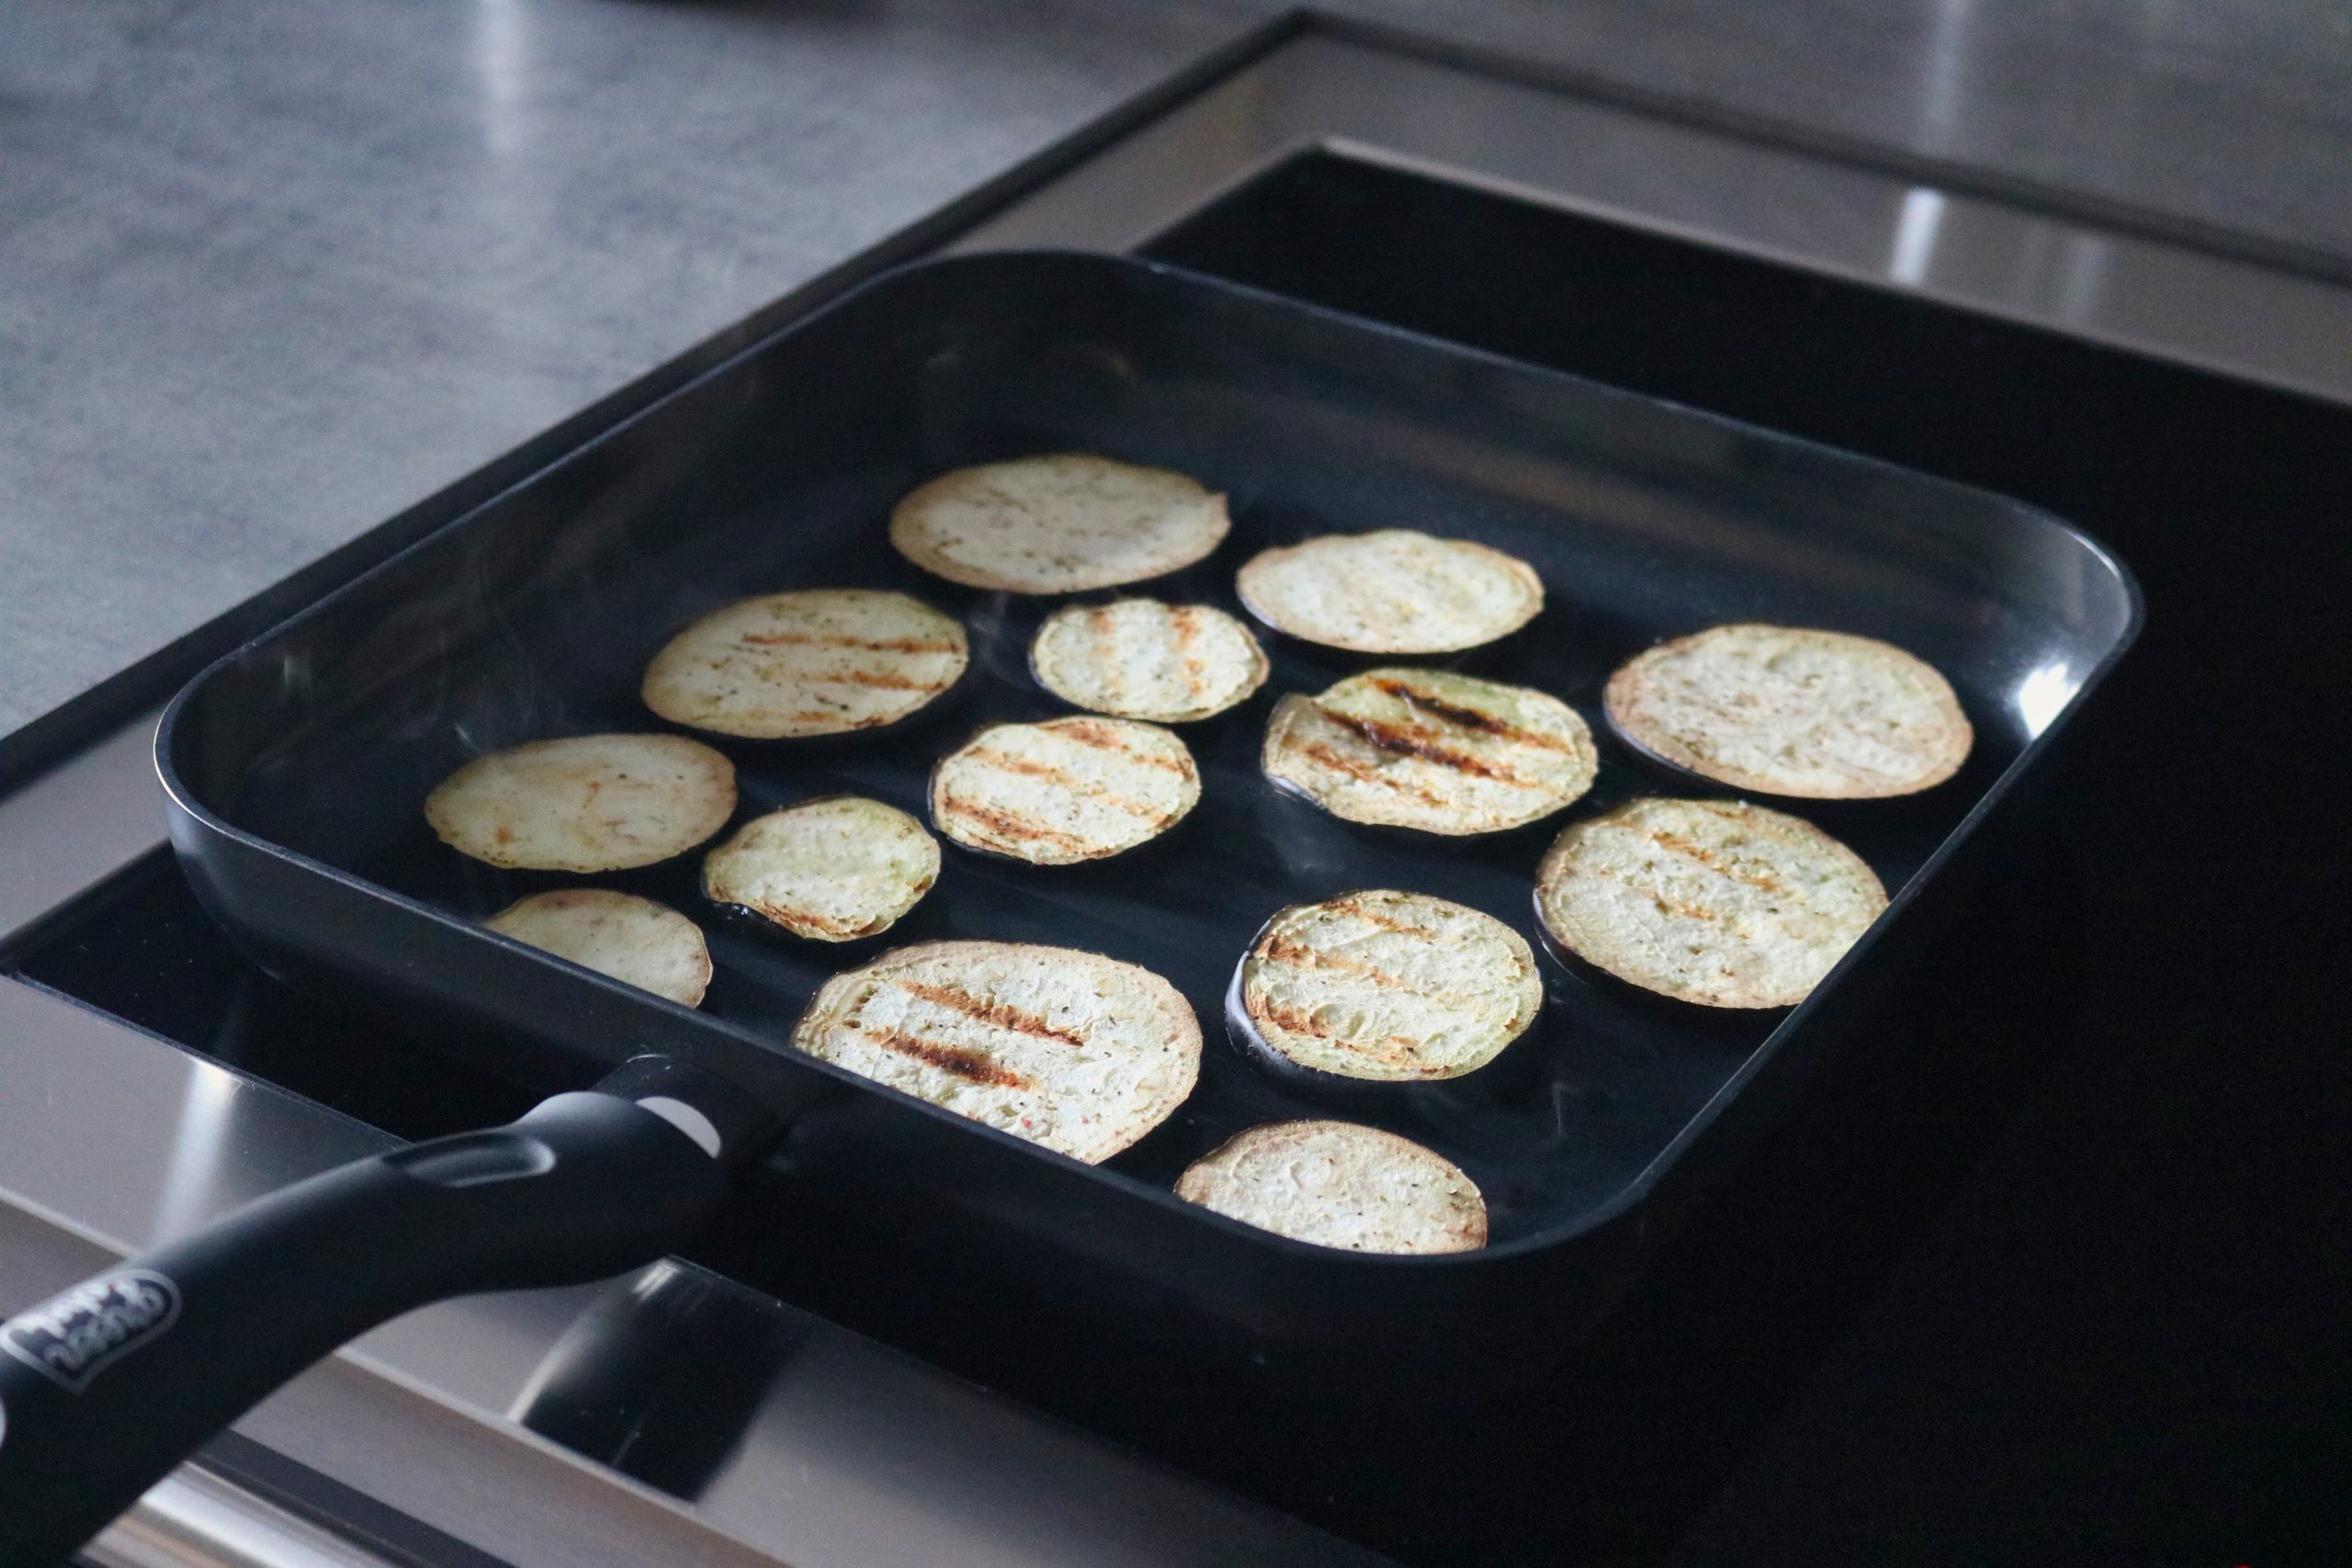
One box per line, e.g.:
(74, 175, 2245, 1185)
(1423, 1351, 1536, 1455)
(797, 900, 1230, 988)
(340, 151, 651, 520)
(0, 1055, 773, 1561)
(0, 252, 2135, 1558)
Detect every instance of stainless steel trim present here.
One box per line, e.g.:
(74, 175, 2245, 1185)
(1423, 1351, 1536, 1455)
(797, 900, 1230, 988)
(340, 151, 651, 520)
(952, 33, 2352, 409)
(0, 710, 164, 944)
(87, 1468, 401, 1568)
(0, 984, 1394, 1568)
(8, 19, 2352, 1568)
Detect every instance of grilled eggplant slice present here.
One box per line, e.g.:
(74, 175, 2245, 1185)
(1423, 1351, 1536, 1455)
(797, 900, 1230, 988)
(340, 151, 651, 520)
(1176, 1120, 1487, 1255)
(642, 588, 967, 739)
(1606, 622, 1973, 798)
(930, 716, 1200, 865)
(1262, 668, 1596, 835)
(703, 795, 939, 942)
(890, 454, 1229, 594)
(1030, 598, 1269, 723)
(424, 734, 736, 873)
(793, 940, 1201, 1163)
(1238, 889, 1542, 1082)
(1535, 796, 1887, 1008)
(485, 889, 712, 1007)
(1237, 529, 1542, 653)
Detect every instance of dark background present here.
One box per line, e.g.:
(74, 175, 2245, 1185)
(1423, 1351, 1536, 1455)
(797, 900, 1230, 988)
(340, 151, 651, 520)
(1143, 152, 2352, 1566)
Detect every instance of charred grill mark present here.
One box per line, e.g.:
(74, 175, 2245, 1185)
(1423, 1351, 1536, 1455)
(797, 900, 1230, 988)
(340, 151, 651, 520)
(968, 750, 1078, 786)
(967, 750, 1167, 820)
(1086, 607, 1123, 702)
(1320, 711, 1532, 785)
(1250, 998, 1339, 1040)
(1171, 606, 1204, 697)
(1575, 863, 1720, 920)
(1323, 897, 1449, 942)
(1055, 718, 1122, 747)
(1249, 998, 1424, 1061)
(894, 980, 1090, 1048)
(937, 794, 1091, 855)
(1372, 679, 1509, 733)
(860, 1026, 1028, 1088)
(741, 632, 963, 654)
(723, 707, 882, 727)
(1049, 718, 1194, 775)
(796, 669, 953, 693)
(1261, 934, 1457, 998)
(753, 895, 879, 940)
(1645, 826, 1786, 895)
(1291, 741, 1450, 807)
(1372, 679, 1570, 751)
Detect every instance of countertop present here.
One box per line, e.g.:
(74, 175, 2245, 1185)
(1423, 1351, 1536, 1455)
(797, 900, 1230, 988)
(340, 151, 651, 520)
(6, 0, 2352, 739)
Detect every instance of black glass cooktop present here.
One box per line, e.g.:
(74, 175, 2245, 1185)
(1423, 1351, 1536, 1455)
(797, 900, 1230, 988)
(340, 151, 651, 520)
(13, 151, 2348, 1566)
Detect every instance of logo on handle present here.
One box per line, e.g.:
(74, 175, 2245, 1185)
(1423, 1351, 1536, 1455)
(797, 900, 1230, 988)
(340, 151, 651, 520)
(1, 1271, 182, 1393)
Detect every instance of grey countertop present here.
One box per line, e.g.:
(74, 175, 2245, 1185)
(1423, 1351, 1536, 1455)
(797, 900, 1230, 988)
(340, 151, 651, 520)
(6, 0, 2351, 738)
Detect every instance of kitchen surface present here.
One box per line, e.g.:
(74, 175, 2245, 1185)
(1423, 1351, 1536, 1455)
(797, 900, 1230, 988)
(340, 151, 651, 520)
(4, 4, 2349, 1565)
(11, 0, 2352, 740)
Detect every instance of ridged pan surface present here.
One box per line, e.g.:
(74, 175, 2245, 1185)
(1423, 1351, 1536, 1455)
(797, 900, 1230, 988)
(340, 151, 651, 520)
(160, 252, 2138, 1260)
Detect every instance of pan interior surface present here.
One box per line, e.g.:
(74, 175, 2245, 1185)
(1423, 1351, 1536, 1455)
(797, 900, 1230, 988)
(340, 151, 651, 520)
(170, 251, 2135, 1251)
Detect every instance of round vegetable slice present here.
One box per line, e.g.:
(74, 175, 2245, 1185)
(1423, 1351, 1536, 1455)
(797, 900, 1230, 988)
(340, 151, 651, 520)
(1262, 667, 1596, 834)
(1030, 598, 1268, 723)
(1239, 889, 1542, 1081)
(425, 734, 735, 873)
(1176, 1121, 1487, 1254)
(793, 940, 1201, 1163)
(1605, 622, 1972, 798)
(642, 588, 967, 739)
(485, 889, 712, 1008)
(890, 454, 1229, 594)
(930, 716, 1199, 865)
(1535, 796, 1886, 1008)
(1237, 529, 1542, 653)
(704, 796, 939, 942)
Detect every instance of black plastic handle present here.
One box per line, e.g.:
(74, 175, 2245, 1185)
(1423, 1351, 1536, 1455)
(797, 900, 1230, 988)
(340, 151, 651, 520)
(0, 1056, 771, 1566)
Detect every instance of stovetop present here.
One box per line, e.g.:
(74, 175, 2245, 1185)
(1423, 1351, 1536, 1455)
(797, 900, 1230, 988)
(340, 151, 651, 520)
(6, 22, 2348, 1568)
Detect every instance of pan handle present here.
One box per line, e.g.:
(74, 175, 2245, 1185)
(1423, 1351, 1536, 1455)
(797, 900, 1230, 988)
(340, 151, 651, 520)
(0, 1055, 772, 1567)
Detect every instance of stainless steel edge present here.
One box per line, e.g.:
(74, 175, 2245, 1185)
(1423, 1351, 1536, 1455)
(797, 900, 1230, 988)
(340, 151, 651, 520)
(87, 1469, 404, 1568)
(950, 33, 2352, 410)
(8, 20, 2352, 1568)
(0, 984, 1387, 1568)
(0, 710, 164, 944)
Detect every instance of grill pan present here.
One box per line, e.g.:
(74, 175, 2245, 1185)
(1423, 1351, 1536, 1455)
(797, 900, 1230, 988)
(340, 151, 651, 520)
(5, 251, 2135, 1551)
(161, 245, 2138, 1335)
(4, 251, 2137, 1555)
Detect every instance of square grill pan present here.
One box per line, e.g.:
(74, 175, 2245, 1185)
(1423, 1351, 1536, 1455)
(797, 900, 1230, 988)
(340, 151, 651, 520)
(159, 251, 2139, 1369)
